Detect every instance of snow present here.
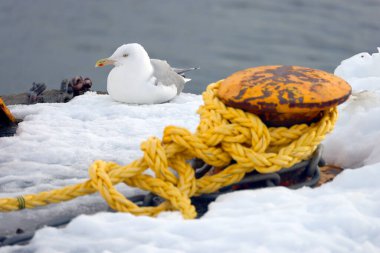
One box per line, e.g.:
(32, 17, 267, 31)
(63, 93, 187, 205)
(1, 49, 380, 252)
(0, 93, 202, 236)
(334, 48, 380, 81)
(323, 48, 380, 168)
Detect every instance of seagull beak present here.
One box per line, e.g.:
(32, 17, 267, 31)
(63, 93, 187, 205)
(95, 58, 116, 67)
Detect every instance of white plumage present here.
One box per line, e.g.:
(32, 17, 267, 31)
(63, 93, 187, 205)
(96, 43, 193, 104)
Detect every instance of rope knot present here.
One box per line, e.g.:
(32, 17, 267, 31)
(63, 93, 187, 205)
(0, 80, 338, 219)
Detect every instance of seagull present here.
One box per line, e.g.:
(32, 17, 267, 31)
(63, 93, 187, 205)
(95, 43, 198, 104)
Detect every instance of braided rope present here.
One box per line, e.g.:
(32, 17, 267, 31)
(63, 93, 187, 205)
(0, 81, 338, 219)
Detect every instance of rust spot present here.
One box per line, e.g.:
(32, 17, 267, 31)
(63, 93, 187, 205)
(237, 87, 272, 102)
(256, 101, 278, 112)
(242, 66, 330, 86)
(217, 65, 352, 126)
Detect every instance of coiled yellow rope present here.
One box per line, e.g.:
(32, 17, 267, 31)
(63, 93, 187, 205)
(0, 81, 338, 219)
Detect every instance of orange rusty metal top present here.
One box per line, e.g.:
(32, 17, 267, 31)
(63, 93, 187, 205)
(217, 65, 352, 115)
(0, 98, 16, 126)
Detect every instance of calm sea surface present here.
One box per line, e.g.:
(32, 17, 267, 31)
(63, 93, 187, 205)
(0, 0, 379, 95)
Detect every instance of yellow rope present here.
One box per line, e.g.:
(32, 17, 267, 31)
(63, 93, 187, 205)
(0, 81, 338, 219)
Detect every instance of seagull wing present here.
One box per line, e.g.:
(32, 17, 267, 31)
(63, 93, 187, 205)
(150, 59, 186, 95)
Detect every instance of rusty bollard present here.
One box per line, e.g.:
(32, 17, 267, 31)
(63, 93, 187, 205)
(217, 65, 352, 127)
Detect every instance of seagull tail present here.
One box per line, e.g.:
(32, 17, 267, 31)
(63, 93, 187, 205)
(173, 67, 200, 77)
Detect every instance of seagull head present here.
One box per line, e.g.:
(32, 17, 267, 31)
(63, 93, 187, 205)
(95, 43, 148, 67)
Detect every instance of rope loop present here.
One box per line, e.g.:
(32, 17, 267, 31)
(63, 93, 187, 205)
(0, 80, 338, 218)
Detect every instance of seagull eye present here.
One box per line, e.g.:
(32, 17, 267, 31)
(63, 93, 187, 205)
(123, 53, 128, 57)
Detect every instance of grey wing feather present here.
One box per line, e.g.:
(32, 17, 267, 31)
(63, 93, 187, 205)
(172, 67, 199, 77)
(150, 59, 186, 95)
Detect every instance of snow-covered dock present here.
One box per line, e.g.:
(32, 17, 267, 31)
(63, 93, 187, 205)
(1, 50, 380, 252)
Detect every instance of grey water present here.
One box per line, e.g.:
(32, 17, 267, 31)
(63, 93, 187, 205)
(0, 0, 379, 96)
